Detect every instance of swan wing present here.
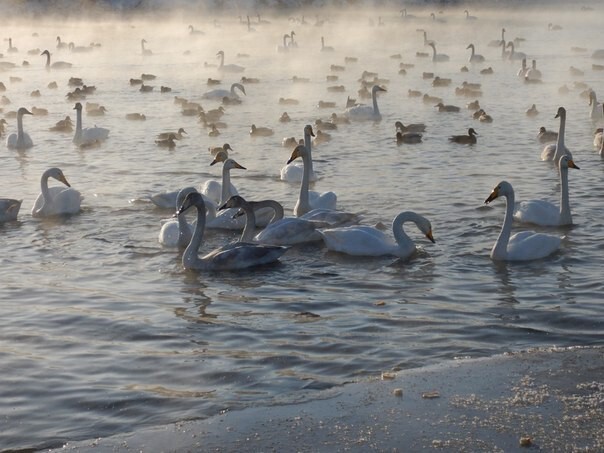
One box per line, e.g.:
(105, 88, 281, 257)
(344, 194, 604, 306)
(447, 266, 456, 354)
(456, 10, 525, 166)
(514, 200, 560, 226)
(32, 187, 81, 216)
(506, 231, 561, 261)
(202, 89, 229, 100)
(301, 208, 360, 227)
(320, 226, 399, 256)
(202, 243, 287, 270)
(309, 191, 337, 211)
(255, 218, 321, 245)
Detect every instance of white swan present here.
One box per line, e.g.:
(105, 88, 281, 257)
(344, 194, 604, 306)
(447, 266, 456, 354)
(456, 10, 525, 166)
(525, 60, 542, 81)
(216, 50, 245, 73)
(319, 212, 435, 259)
(287, 144, 337, 215)
(427, 43, 449, 62)
(344, 85, 386, 121)
(277, 34, 289, 53)
(141, 39, 152, 56)
(506, 42, 526, 61)
(6, 107, 33, 150)
(588, 91, 603, 120)
(484, 181, 561, 261)
(41, 49, 72, 69)
(541, 107, 572, 162)
(514, 155, 579, 226)
(0, 198, 22, 222)
(202, 82, 246, 101)
(158, 187, 198, 249)
(31, 167, 82, 217)
(73, 102, 109, 147)
(466, 44, 485, 63)
(229, 197, 323, 245)
(280, 124, 318, 183)
(204, 157, 248, 230)
(517, 58, 528, 77)
(176, 192, 287, 271)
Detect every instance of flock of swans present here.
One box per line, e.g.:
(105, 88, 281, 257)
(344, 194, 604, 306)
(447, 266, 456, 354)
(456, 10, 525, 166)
(1, 7, 603, 271)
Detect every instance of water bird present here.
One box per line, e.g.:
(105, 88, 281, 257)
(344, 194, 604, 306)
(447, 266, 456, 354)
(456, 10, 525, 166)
(188, 25, 204, 36)
(159, 187, 198, 249)
(279, 112, 291, 123)
(7, 38, 18, 53)
(449, 128, 478, 144)
(395, 121, 426, 133)
(525, 60, 542, 81)
(320, 37, 334, 52)
(464, 9, 477, 20)
(140, 39, 152, 56)
(506, 42, 526, 61)
(526, 104, 539, 117)
(49, 116, 73, 132)
(281, 125, 317, 184)
(0, 198, 21, 222)
(155, 134, 176, 149)
(157, 128, 186, 140)
(73, 102, 109, 147)
(250, 124, 274, 137)
(466, 44, 484, 63)
(202, 82, 245, 101)
(484, 181, 561, 261)
(6, 107, 33, 149)
(396, 131, 422, 144)
(541, 107, 571, 162)
(41, 49, 72, 69)
(125, 113, 146, 121)
(588, 91, 603, 120)
(216, 50, 245, 73)
(31, 167, 82, 217)
(435, 102, 460, 113)
(428, 43, 449, 62)
(537, 126, 557, 143)
(344, 85, 386, 121)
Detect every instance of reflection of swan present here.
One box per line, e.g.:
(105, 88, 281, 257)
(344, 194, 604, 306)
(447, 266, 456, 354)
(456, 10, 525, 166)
(484, 181, 561, 261)
(588, 91, 603, 120)
(344, 85, 386, 121)
(466, 44, 485, 63)
(6, 107, 33, 150)
(541, 107, 572, 162)
(141, 39, 152, 56)
(0, 198, 22, 222)
(319, 212, 435, 259)
(202, 82, 246, 101)
(31, 167, 82, 217)
(73, 102, 109, 147)
(41, 49, 72, 69)
(514, 155, 579, 226)
(216, 50, 245, 73)
(287, 144, 337, 215)
(232, 198, 323, 245)
(176, 192, 287, 271)
(281, 124, 317, 183)
(428, 43, 449, 62)
(159, 187, 198, 248)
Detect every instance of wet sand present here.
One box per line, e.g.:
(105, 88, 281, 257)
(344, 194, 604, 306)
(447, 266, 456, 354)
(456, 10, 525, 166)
(53, 346, 604, 452)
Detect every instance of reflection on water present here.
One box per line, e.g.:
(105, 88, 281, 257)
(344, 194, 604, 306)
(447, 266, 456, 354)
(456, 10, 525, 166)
(1, 3, 604, 450)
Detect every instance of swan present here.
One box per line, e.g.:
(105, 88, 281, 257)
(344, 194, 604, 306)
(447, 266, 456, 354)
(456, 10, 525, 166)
(588, 91, 603, 120)
(7, 38, 18, 53)
(73, 102, 109, 147)
(56, 36, 68, 50)
(280, 124, 318, 183)
(525, 60, 542, 81)
(141, 39, 152, 56)
(41, 49, 72, 69)
(517, 58, 528, 77)
(31, 167, 82, 217)
(319, 212, 435, 259)
(464, 9, 477, 20)
(277, 34, 289, 53)
(427, 43, 449, 62)
(203, 153, 243, 206)
(541, 107, 572, 162)
(500, 40, 510, 59)
(0, 198, 22, 222)
(449, 128, 478, 144)
(287, 144, 338, 216)
(6, 107, 33, 150)
(513, 155, 579, 226)
(159, 187, 198, 249)
(320, 36, 334, 52)
(466, 44, 485, 63)
(202, 82, 246, 101)
(421, 30, 435, 46)
(488, 27, 505, 47)
(506, 42, 526, 61)
(176, 192, 288, 271)
(216, 50, 245, 73)
(594, 128, 603, 149)
(188, 25, 204, 36)
(484, 181, 561, 261)
(288, 31, 298, 48)
(344, 85, 386, 121)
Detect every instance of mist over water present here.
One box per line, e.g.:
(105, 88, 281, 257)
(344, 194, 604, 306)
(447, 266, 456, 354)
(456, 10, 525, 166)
(0, 1, 603, 450)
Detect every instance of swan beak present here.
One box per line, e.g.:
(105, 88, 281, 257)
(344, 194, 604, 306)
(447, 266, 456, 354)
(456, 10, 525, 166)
(484, 188, 499, 204)
(233, 161, 246, 170)
(426, 230, 436, 243)
(59, 175, 71, 187)
(568, 159, 580, 170)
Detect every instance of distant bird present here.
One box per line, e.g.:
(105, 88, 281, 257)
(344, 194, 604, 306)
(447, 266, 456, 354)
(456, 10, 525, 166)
(396, 131, 422, 144)
(141, 39, 152, 56)
(155, 133, 176, 149)
(41, 49, 72, 69)
(449, 128, 478, 144)
(73, 102, 109, 147)
(537, 126, 557, 143)
(395, 121, 426, 133)
(320, 36, 334, 52)
(6, 107, 34, 149)
(466, 44, 485, 63)
(428, 43, 449, 62)
(526, 104, 539, 117)
(49, 116, 73, 132)
(435, 102, 460, 112)
(250, 124, 274, 137)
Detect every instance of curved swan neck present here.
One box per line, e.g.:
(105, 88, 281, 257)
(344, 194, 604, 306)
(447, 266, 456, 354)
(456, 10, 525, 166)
(559, 163, 572, 224)
(392, 212, 420, 248)
(74, 106, 83, 140)
(183, 199, 207, 269)
(37, 170, 53, 215)
(492, 190, 514, 260)
(554, 110, 566, 160)
(250, 200, 284, 223)
(218, 52, 224, 68)
(44, 51, 50, 67)
(238, 203, 257, 242)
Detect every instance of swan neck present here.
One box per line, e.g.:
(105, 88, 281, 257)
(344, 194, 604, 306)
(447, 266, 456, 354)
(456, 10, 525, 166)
(74, 108, 83, 140)
(36, 170, 52, 215)
(183, 201, 206, 269)
(255, 200, 284, 223)
(239, 204, 256, 242)
(304, 128, 314, 175)
(17, 112, 24, 141)
(45, 52, 50, 67)
(559, 165, 572, 224)
(220, 165, 232, 205)
(492, 191, 514, 260)
(392, 213, 416, 249)
(554, 112, 566, 160)
(296, 151, 311, 216)
(372, 89, 380, 116)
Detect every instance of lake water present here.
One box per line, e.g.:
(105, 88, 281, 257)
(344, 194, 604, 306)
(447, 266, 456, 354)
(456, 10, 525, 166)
(1, 4, 603, 450)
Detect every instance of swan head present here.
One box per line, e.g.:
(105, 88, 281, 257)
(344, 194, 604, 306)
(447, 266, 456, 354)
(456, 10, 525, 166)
(485, 181, 512, 204)
(219, 195, 247, 212)
(17, 107, 33, 117)
(73, 102, 83, 111)
(216, 50, 225, 57)
(176, 191, 204, 216)
(176, 187, 199, 207)
(46, 167, 71, 187)
(40, 49, 50, 57)
(304, 124, 315, 137)
(287, 144, 307, 164)
(372, 85, 387, 94)
(210, 150, 229, 165)
(555, 106, 566, 119)
(559, 155, 579, 171)
(224, 158, 246, 171)
(466, 44, 473, 50)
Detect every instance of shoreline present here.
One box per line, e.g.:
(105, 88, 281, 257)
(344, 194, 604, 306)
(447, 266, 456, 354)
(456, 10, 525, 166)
(52, 346, 604, 452)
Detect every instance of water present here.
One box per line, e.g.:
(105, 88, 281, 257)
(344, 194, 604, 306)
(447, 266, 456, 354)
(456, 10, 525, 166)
(1, 4, 603, 450)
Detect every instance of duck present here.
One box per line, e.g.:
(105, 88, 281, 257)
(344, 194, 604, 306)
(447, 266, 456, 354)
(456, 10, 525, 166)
(513, 155, 579, 226)
(537, 126, 557, 143)
(478, 111, 493, 123)
(175, 192, 287, 271)
(87, 105, 107, 116)
(157, 128, 186, 140)
(202, 82, 246, 101)
(73, 102, 109, 147)
(208, 143, 233, 157)
(484, 181, 561, 261)
(396, 131, 422, 145)
(427, 43, 449, 62)
(435, 102, 460, 113)
(140, 39, 152, 56)
(588, 91, 603, 120)
(41, 49, 72, 69)
(49, 116, 74, 132)
(466, 43, 485, 63)
(31, 167, 82, 217)
(125, 113, 146, 121)
(395, 121, 426, 133)
(344, 85, 386, 121)
(0, 198, 22, 223)
(315, 119, 337, 131)
(526, 104, 539, 117)
(216, 50, 245, 73)
(449, 128, 478, 144)
(6, 107, 34, 149)
(279, 112, 291, 123)
(313, 130, 331, 145)
(330, 113, 350, 124)
(319, 211, 435, 259)
(208, 124, 220, 137)
(250, 124, 274, 137)
(158, 187, 198, 249)
(541, 107, 572, 162)
(155, 134, 176, 149)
